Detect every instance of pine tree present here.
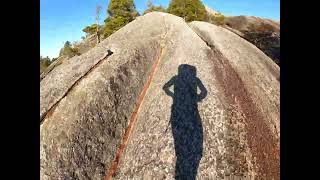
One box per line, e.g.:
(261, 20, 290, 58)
(102, 0, 139, 38)
(167, 0, 206, 22)
(59, 41, 79, 57)
(82, 24, 103, 36)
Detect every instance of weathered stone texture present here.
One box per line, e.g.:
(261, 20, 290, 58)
(40, 12, 279, 180)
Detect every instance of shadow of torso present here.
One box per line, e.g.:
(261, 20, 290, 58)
(163, 64, 207, 180)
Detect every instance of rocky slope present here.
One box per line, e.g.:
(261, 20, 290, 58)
(205, 6, 280, 66)
(223, 16, 280, 66)
(40, 12, 279, 180)
(224, 16, 279, 32)
(40, 34, 97, 77)
(74, 34, 98, 55)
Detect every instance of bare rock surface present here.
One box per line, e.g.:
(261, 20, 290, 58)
(223, 16, 280, 66)
(40, 55, 69, 81)
(40, 12, 167, 180)
(40, 12, 279, 180)
(189, 21, 280, 179)
(224, 16, 279, 33)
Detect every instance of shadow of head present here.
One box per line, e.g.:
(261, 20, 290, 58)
(178, 64, 196, 78)
(163, 64, 207, 104)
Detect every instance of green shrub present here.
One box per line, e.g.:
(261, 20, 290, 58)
(59, 41, 80, 58)
(257, 23, 276, 33)
(82, 24, 97, 35)
(51, 58, 58, 63)
(40, 56, 51, 74)
(167, 0, 206, 22)
(248, 22, 276, 33)
(82, 24, 103, 36)
(210, 14, 225, 25)
(40, 56, 50, 66)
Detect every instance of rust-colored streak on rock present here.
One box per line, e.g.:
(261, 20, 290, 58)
(40, 52, 111, 124)
(104, 48, 164, 180)
(208, 48, 279, 180)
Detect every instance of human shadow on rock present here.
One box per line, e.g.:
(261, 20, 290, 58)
(163, 64, 207, 180)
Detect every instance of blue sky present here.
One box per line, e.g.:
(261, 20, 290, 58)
(41, 0, 280, 58)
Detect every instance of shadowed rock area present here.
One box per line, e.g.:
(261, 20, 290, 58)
(40, 12, 279, 180)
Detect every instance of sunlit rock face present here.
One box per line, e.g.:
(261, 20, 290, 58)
(40, 12, 279, 180)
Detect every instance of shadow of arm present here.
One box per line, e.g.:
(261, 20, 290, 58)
(197, 78, 207, 102)
(163, 76, 175, 97)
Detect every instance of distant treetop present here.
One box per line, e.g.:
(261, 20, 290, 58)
(167, 0, 207, 22)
